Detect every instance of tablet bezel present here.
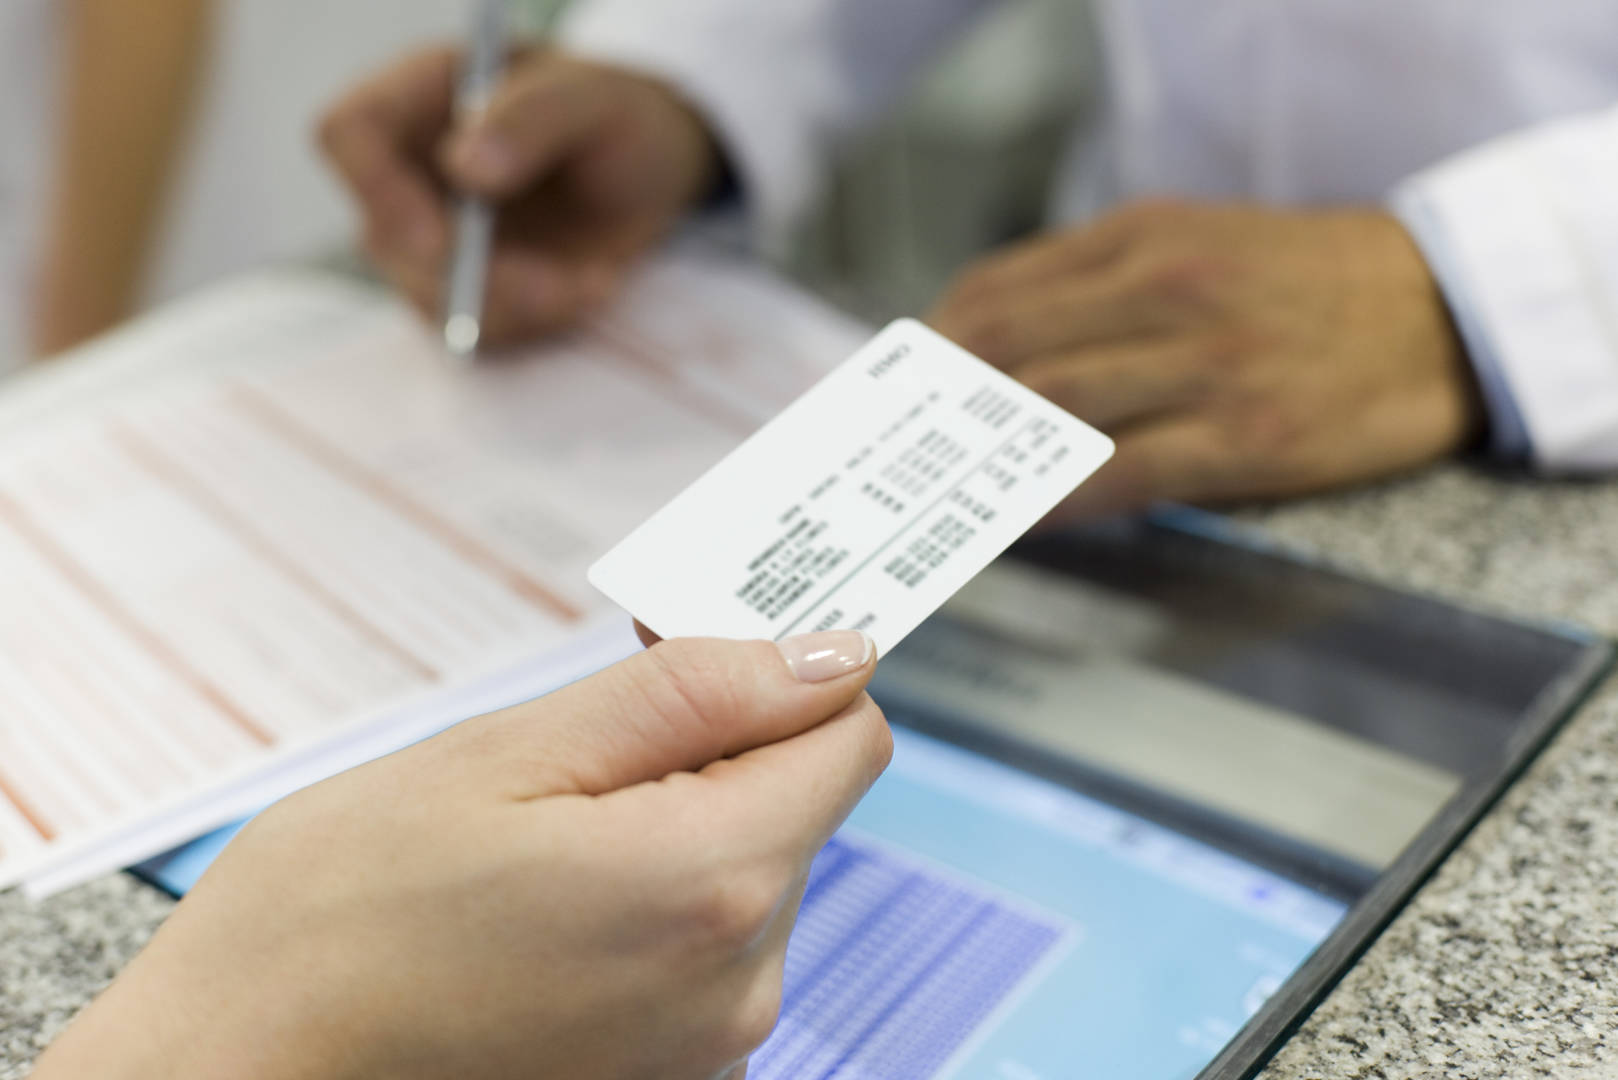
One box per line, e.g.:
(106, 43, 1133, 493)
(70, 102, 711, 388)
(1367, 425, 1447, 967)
(1201, 627, 1611, 1079)
(874, 510, 1612, 1080)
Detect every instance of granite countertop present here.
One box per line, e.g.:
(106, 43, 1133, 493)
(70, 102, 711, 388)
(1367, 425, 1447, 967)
(5, 462, 1618, 1077)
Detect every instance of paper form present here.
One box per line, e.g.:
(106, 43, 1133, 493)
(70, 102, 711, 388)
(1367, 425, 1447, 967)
(0, 251, 868, 892)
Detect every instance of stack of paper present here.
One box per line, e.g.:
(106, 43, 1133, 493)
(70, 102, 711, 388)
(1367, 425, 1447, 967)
(0, 250, 868, 896)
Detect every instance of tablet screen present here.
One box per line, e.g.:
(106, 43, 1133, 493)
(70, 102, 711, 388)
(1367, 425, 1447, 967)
(750, 725, 1347, 1080)
(746, 511, 1604, 1080)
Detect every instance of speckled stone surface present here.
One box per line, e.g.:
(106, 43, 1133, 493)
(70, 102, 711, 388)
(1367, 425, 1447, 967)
(4, 461, 1618, 1076)
(1, 875, 173, 1079)
(1241, 466, 1618, 1078)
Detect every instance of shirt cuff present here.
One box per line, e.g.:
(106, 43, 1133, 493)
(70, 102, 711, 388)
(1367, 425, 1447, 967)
(1386, 105, 1618, 472)
(1390, 188, 1533, 462)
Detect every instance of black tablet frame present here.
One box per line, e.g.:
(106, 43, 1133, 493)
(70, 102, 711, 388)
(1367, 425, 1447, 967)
(1200, 621, 1611, 1080)
(877, 509, 1613, 1080)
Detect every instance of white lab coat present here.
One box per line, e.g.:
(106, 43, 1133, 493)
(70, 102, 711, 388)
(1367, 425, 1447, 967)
(560, 0, 1618, 471)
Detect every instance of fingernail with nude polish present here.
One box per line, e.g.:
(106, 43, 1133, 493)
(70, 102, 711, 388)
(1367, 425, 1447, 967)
(778, 630, 874, 683)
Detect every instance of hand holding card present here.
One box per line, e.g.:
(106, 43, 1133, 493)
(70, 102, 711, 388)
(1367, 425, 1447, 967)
(589, 319, 1115, 655)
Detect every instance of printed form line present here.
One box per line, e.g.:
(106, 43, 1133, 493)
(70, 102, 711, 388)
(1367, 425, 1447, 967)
(774, 417, 1038, 640)
(228, 385, 584, 624)
(109, 423, 443, 687)
(0, 487, 276, 749)
(0, 766, 56, 842)
(589, 321, 764, 436)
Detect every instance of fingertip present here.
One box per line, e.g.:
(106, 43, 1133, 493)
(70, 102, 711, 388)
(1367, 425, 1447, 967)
(390, 207, 448, 265)
(363, 213, 447, 292)
(364, 240, 445, 322)
(634, 620, 662, 649)
(856, 695, 896, 780)
(441, 127, 519, 195)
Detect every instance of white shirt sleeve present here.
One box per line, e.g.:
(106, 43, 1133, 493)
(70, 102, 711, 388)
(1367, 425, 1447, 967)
(1391, 104, 1618, 472)
(558, 0, 995, 255)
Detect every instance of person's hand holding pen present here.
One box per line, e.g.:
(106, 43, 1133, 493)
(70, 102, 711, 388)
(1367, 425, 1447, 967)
(319, 46, 725, 348)
(33, 630, 887, 1080)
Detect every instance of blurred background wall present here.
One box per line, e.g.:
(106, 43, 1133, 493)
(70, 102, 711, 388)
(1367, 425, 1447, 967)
(145, 0, 470, 306)
(784, 0, 1098, 322)
(0, 1, 62, 367)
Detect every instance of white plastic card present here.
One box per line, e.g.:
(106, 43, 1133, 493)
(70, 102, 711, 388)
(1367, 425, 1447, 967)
(588, 319, 1115, 655)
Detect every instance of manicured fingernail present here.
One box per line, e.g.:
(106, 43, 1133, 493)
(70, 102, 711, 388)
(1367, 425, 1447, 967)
(778, 630, 873, 683)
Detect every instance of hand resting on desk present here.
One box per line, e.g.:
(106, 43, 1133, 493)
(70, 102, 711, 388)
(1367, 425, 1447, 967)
(929, 202, 1486, 519)
(31, 630, 887, 1080)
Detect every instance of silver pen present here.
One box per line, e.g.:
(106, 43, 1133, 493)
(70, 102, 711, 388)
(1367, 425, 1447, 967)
(443, 0, 510, 359)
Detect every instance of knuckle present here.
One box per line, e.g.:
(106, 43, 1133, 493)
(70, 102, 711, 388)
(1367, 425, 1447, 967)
(1194, 327, 1260, 377)
(689, 866, 788, 951)
(1224, 397, 1307, 465)
(1137, 251, 1227, 309)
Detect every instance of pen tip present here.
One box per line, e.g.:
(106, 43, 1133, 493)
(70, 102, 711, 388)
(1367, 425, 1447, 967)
(445, 314, 481, 358)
